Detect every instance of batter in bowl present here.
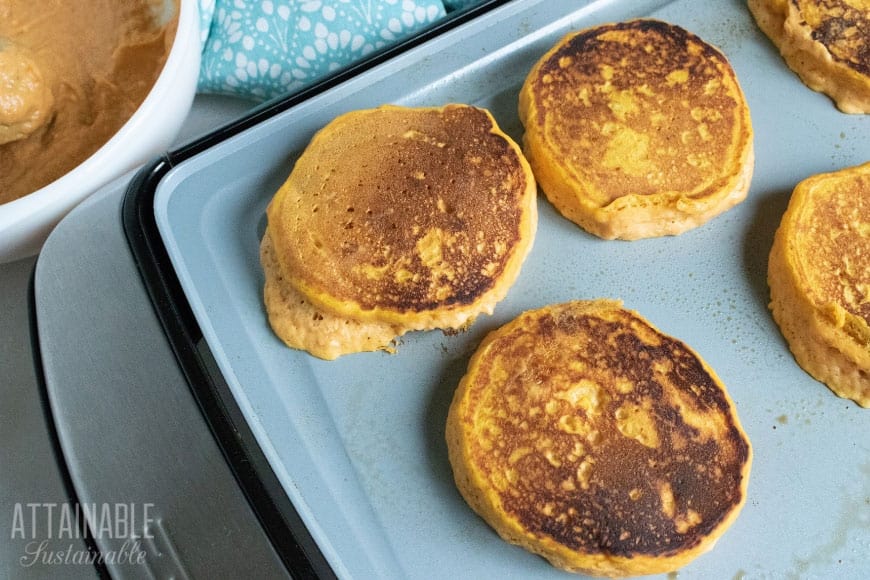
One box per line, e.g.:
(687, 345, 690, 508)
(0, 0, 177, 204)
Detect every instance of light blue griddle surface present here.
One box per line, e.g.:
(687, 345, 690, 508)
(154, 1, 870, 577)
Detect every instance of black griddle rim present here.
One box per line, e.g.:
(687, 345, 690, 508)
(121, 1, 514, 577)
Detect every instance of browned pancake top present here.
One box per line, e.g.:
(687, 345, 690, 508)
(462, 302, 750, 556)
(268, 104, 532, 314)
(794, 0, 870, 77)
(793, 166, 870, 330)
(526, 19, 749, 204)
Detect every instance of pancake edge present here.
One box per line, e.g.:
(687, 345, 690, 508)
(261, 232, 405, 360)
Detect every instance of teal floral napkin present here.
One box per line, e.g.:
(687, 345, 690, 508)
(197, 0, 456, 101)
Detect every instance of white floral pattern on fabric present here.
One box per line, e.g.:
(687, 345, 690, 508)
(198, 0, 447, 101)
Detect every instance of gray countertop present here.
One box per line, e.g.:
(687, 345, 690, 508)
(0, 254, 90, 580)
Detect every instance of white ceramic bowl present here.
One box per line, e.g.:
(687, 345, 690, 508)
(0, 0, 201, 263)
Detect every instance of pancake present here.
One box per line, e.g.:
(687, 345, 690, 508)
(748, 0, 870, 114)
(768, 162, 870, 407)
(518, 19, 754, 240)
(446, 299, 752, 576)
(261, 233, 404, 360)
(263, 104, 537, 359)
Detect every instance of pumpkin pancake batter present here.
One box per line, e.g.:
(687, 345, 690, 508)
(0, 0, 177, 204)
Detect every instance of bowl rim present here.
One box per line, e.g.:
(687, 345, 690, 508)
(0, 0, 199, 228)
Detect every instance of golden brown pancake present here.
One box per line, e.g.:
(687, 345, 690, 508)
(768, 162, 870, 407)
(519, 19, 754, 240)
(446, 299, 752, 576)
(263, 104, 537, 359)
(748, 0, 870, 114)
